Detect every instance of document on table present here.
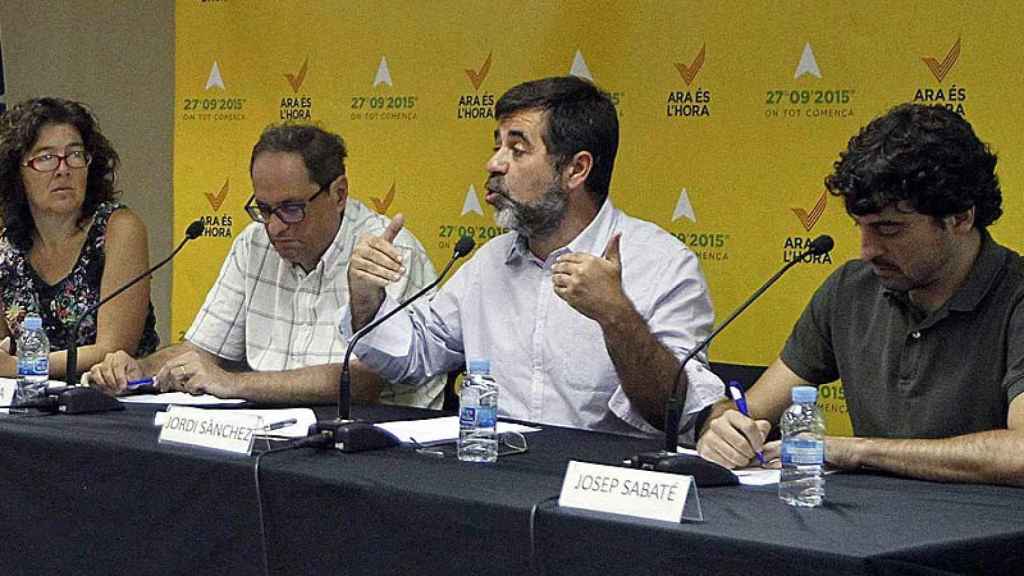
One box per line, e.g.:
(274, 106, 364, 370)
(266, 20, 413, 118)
(118, 392, 246, 406)
(676, 447, 781, 486)
(376, 415, 541, 446)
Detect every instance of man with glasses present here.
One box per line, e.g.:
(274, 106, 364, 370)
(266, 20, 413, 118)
(89, 123, 440, 407)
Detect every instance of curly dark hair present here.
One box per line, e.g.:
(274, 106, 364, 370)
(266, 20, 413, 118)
(0, 97, 120, 250)
(496, 76, 619, 205)
(825, 103, 1002, 228)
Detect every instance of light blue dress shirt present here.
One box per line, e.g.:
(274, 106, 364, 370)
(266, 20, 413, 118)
(339, 200, 724, 437)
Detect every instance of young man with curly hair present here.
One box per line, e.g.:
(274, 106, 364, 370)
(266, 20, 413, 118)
(698, 104, 1024, 487)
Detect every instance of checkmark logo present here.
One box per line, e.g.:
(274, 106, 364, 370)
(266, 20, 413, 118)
(791, 191, 827, 232)
(674, 44, 705, 86)
(285, 57, 309, 93)
(465, 51, 493, 90)
(371, 182, 396, 214)
(205, 179, 229, 212)
(922, 38, 960, 83)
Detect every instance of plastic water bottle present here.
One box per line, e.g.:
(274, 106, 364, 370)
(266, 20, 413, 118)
(15, 314, 50, 405)
(457, 359, 498, 462)
(779, 386, 825, 507)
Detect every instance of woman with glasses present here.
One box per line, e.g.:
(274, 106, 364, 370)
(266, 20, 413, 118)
(0, 97, 159, 379)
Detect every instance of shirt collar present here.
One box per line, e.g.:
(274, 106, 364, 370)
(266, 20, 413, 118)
(882, 228, 1006, 315)
(288, 201, 356, 276)
(946, 228, 1007, 312)
(504, 198, 618, 265)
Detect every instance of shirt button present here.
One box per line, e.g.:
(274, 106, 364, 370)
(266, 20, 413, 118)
(910, 331, 922, 339)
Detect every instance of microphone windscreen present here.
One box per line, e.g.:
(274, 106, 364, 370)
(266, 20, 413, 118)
(453, 235, 476, 258)
(185, 219, 205, 240)
(809, 234, 834, 255)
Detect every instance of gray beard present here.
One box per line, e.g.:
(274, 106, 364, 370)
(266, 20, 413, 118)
(492, 179, 568, 240)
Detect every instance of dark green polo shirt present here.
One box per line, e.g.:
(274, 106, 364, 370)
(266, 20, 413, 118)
(782, 231, 1024, 439)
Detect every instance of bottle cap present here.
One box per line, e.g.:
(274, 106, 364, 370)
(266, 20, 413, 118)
(23, 314, 42, 331)
(791, 386, 818, 404)
(467, 358, 491, 375)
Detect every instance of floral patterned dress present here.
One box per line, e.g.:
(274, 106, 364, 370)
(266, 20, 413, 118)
(0, 201, 159, 354)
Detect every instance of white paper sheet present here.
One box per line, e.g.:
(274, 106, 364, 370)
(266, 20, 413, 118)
(675, 447, 782, 486)
(376, 415, 540, 445)
(118, 392, 246, 406)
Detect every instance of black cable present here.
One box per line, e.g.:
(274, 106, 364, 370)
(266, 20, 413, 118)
(252, 435, 333, 576)
(0, 397, 60, 411)
(528, 494, 560, 575)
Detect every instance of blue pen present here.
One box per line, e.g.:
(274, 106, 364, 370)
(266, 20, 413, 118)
(126, 377, 156, 391)
(728, 381, 765, 464)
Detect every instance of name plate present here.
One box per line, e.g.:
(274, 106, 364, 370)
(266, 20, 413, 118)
(158, 405, 261, 455)
(0, 379, 15, 414)
(559, 460, 694, 523)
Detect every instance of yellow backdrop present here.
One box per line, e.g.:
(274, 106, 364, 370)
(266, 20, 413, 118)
(173, 1, 1024, 435)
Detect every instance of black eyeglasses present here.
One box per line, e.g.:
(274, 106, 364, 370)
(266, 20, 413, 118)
(21, 150, 92, 173)
(409, 431, 529, 459)
(244, 185, 328, 224)
(497, 431, 529, 457)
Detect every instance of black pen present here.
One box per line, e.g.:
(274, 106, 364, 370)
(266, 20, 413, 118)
(265, 418, 297, 431)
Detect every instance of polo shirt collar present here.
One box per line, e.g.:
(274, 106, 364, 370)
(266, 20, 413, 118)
(882, 229, 1005, 316)
(946, 228, 1005, 313)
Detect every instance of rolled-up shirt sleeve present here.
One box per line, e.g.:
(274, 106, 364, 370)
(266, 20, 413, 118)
(607, 243, 725, 438)
(339, 260, 468, 387)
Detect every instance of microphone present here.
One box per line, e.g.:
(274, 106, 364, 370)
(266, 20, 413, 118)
(309, 234, 476, 452)
(2, 385, 126, 414)
(626, 234, 834, 486)
(65, 219, 206, 387)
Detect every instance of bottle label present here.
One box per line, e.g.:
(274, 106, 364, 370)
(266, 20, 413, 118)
(459, 406, 477, 428)
(781, 438, 824, 466)
(17, 357, 48, 377)
(476, 405, 496, 428)
(459, 405, 497, 429)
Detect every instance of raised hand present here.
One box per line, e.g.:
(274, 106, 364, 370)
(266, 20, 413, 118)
(348, 214, 407, 330)
(551, 233, 628, 323)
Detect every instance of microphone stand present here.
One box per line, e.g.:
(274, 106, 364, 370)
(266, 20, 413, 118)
(628, 235, 834, 485)
(309, 235, 475, 452)
(65, 220, 206, 386)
